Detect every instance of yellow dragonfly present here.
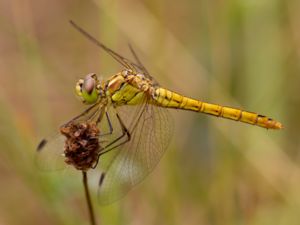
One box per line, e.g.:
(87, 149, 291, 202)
(36, 21, 283, 205)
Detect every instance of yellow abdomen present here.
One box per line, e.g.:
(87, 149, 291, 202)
(153, 88, 283, 129)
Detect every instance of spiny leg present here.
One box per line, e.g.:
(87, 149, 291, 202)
(62, 103, 99, 127)
(92, 111, 131, 169)
(98, 112, 131, 157)
(99, 111, 114, 137)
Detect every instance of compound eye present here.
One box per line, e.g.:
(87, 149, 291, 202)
(81, 73, 99, 104)
(84, 75, 95, 94)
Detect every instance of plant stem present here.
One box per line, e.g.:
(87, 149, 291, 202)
(82, 171, 97, 225)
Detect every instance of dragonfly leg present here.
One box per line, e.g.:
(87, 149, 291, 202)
(99, 112, 131, 156)
(92, 112, 131, 169)
(99, 112, 113, 137)
(93, 102, 148, 169)
(61, 103, 99, 127)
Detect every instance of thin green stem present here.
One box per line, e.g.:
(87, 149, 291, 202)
(82, 171, 97, 225)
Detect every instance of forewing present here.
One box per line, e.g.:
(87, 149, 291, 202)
(35, 103, 102, 171)
(70, 21, 158, 84)
(96, 97, 173, 204)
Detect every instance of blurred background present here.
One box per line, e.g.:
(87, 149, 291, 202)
(0, 0, 299, 224)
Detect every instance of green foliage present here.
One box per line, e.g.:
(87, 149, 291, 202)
(0, 0, 297, 224)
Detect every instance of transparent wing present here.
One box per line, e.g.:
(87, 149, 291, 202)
(96, 96, 173, 205)
(127, 43, 158, 84)
(35, 134, 66, 171)
(69, 21, 158, 84)
(35, 103, 102, 171)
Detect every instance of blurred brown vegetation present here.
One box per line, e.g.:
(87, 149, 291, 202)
(0, 0, 299, 224)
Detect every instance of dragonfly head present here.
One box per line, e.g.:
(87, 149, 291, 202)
(75, 73, 104, 104)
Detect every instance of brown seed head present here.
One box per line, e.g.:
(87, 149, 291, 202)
(60, 122, 101, 171)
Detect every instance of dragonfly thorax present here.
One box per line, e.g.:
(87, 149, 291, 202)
(75, 73, 105, 104)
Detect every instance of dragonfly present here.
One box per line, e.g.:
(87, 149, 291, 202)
(36, 21, 283, 205)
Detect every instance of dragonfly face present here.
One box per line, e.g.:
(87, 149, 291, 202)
(75, 73, 105, 104)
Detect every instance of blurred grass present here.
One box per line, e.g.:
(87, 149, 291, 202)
(0, 0, 298, 224)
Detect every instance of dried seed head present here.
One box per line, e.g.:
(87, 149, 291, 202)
(60, 122, 101, 171)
